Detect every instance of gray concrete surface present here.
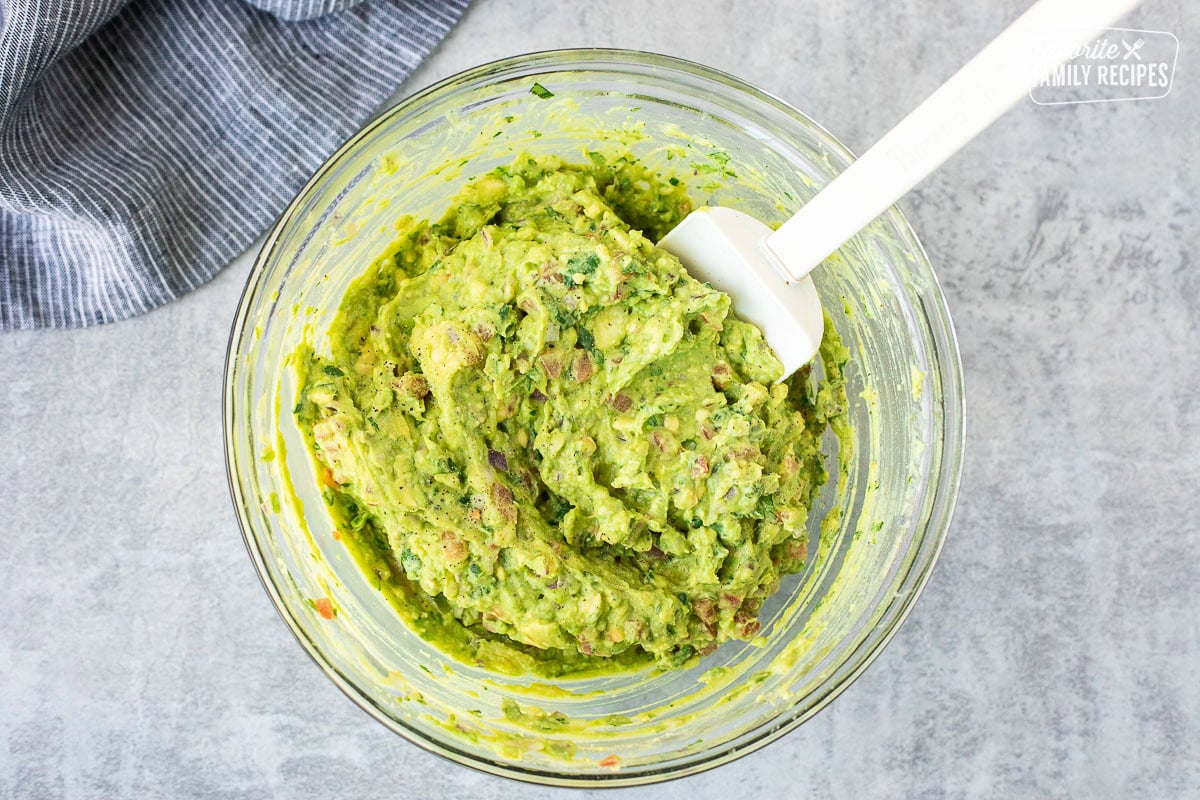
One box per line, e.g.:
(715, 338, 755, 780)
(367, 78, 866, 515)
(3, 0, 1198, 797)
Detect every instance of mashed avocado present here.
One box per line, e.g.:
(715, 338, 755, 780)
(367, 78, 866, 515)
(295, 153, 847, 674)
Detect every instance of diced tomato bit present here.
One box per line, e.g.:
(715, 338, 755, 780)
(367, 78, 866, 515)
(539, 352, 564, 379)
(319, 466, 338, 488)
(441, 530, 468, 562)
(314, 597, 335, 619)
(572, 350, 594, 382)
(599, 755, 620, 767)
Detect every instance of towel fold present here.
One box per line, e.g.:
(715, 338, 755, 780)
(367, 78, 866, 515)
(0, 0, 469, 329)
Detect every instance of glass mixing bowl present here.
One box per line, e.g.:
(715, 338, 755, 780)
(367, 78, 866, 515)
(224, 49, 964, 786)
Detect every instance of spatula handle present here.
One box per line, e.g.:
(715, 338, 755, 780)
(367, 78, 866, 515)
(764, 0, 1143, 283)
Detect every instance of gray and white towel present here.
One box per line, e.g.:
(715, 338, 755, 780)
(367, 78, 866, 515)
(0, 0, 468, 330)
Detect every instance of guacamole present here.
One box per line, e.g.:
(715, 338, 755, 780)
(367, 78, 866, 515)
(295, 153, 847, 672)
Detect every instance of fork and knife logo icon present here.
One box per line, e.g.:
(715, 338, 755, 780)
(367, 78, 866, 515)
(1121, 38, 1145, 60)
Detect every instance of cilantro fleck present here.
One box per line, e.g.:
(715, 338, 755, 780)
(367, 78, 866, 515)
(755, 494, 778, 520)
(530, 82, 554, 99)
(566, 252, 600, 275)
(551, 306, 577, 329)
(400, 547, 421, 575)
(575, 325, 595, 352)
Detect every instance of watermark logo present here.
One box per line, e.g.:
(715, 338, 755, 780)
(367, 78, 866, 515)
(1031, 27, 1178, 105)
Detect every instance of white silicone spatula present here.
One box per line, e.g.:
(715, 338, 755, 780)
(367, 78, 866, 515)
(659, 0, 1143, 378)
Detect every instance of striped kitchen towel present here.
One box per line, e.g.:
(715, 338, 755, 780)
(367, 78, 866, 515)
(0, 0, 468, 330)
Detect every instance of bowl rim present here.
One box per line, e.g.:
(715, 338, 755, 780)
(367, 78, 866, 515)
(223, 46, 966, 788)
